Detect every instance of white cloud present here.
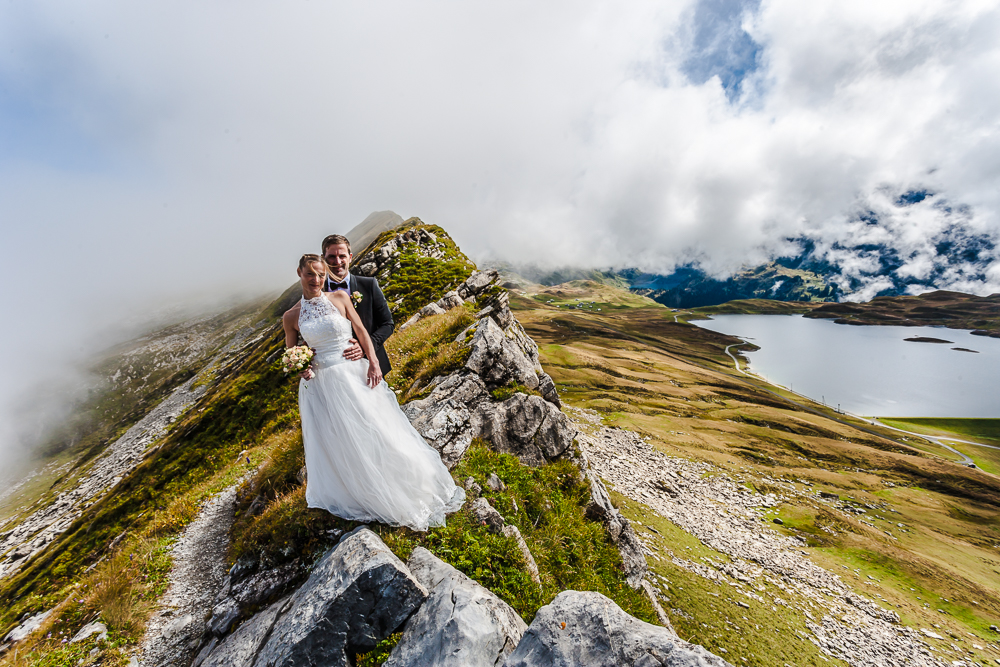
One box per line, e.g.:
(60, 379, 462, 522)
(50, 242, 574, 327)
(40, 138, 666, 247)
(1, 0, 999, 459)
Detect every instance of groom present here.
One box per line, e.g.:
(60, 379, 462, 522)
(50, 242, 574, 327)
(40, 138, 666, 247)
(322, 234, 395, 375)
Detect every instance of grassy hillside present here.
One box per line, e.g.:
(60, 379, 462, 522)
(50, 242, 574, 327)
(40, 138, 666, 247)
(512, 279, 1000, 664)
(690, 299, 823, 317)
(806, 290, 1000, 334)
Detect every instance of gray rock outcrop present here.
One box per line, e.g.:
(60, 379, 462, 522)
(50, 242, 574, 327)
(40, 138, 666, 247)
(504, 590, 733, 667)
(403, 375, 574, 469)
(199, 527, 427, 667)
(583, 474, 647, 588)
(384, 547, 527, 667)
(199, 597, 289, 667)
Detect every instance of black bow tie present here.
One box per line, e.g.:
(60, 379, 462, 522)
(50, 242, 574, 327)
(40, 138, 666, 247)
(329, 279, 349, 291)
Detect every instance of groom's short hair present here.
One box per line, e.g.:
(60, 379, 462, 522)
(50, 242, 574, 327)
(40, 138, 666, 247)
(322, 234, 351, 254)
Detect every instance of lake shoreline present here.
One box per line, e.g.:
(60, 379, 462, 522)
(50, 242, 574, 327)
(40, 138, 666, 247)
(693, 313, 1000, 419)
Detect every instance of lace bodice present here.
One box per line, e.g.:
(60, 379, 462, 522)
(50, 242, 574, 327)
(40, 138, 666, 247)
(298, 295, 353, 369)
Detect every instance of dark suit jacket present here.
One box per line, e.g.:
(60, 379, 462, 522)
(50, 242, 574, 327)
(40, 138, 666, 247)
(324, 274, 394, 374)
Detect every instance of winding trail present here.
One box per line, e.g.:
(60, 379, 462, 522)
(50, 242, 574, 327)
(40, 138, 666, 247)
(140, 482, 243, 667)
(723, 344, 748, 375)
(864, 419, 1000, 466)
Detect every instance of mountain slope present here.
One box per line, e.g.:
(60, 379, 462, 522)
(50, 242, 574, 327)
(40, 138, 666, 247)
(344, 210, 405, 252)
(511, 278, 1000, 665)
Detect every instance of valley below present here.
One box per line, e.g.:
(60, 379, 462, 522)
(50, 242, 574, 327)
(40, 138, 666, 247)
(512, 278, 1000, 665)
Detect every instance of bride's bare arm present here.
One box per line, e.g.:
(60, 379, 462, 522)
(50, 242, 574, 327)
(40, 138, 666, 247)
(282, 307, 301, 347)
(328, 292, 383, 388)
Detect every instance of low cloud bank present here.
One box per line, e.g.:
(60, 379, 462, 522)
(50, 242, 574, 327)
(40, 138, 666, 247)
(1, 0, 999, 464)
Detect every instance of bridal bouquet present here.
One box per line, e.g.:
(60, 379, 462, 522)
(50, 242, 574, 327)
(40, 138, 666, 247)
(281, 346, 315, 379)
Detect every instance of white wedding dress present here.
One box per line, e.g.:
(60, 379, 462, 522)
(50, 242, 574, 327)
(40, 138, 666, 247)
(297, 293, 465, 531)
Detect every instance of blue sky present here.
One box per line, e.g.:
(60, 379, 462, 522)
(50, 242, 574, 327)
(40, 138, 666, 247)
(681, 0, 762, 102)
(0, 0, 999, 461)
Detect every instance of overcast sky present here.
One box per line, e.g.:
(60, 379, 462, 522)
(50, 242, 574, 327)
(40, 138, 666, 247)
(2, 0, 999, 461)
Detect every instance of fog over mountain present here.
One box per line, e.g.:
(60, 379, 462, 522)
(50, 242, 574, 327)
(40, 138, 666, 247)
(1, 0, 999, 462)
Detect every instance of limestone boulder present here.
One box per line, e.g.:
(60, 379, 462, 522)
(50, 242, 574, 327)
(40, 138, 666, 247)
(583, 475, 647, 588)
(469, 498, 506, 534)
(384, 547, 527, 667)
(436, 290, 466, 311)
(201, 528, 427, 667)
(199, 597, 289, 667)
(254, 527, 427, 666)
(504, 591, 733, 667)
(537, 372, 561, 407)
(420, 303, 447, 318)
(459, 270, 500, 299)
(230, 560, 303, 610)
(465, 317, 539, 390)
(475, 394, 575, 467)
(403, 373, 488, 468)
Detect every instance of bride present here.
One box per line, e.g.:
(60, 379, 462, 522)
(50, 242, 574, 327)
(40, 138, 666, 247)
(282, 254, 465, 531)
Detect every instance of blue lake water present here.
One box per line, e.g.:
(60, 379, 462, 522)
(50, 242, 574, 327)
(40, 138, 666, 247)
(693, 314, 1000, 418)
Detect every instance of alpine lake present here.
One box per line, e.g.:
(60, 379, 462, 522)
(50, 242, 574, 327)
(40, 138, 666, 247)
(693, 314, 1000, 418)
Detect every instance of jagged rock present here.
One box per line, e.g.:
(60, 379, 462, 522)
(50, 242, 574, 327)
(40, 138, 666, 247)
(464, 476, 483, 495)
(296, 466, 307, 485)
(504, 591, 733, 667)
(436, 291, 465, 310)
(583, 475, 647, 588)
(537, 372, 561, 407)
(466, 317, 539, 389)
(230, 561, 303, 609)
(3, 609, 52, 643)
(476, 394, 575, 466)
(405, 372, 574, 469)
(384, 547, 527, 667)
(207, 598, 241, 637)
(200, 596, 289, 667)
(486, 473, 506, 492)
(460, 270, 500, 297)
(252, 527, 427, 667)
(420, 303, 447, 318)
(70, 621, 107, 643)
(402, 373, 487, 468)
(228, 555, 258, 584)
(404, 399, 475, 468)
(470, 498, 506, 534)
(191, 638, 219, 667)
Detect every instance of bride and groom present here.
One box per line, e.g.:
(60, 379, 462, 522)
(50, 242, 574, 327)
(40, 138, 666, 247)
(281, 234, 465, 532)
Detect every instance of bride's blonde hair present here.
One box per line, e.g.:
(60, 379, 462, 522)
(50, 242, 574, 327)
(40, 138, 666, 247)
(298, 253, 327, 276)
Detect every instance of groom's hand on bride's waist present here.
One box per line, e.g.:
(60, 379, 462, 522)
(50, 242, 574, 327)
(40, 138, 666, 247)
(343, 338, 364, 361)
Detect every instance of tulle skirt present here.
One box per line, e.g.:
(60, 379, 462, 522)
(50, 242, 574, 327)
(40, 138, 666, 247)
(299, 357, 465, 531)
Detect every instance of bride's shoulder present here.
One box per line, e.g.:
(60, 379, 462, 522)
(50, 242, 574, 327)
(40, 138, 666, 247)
(326, 290, 350, 305)
(282, 301, 302, 322)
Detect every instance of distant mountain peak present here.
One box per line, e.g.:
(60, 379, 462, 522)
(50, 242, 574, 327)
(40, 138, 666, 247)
(345, 210, 405, 252)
